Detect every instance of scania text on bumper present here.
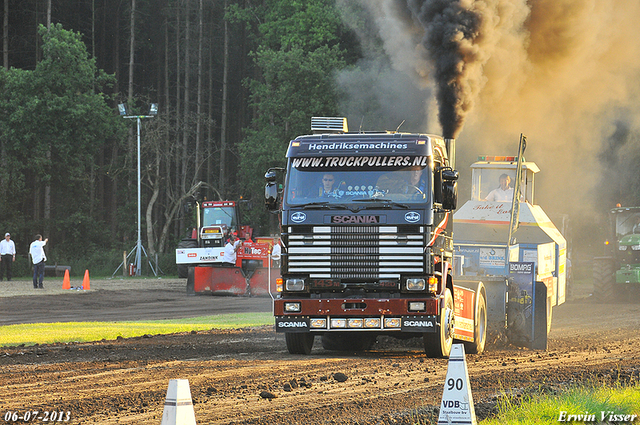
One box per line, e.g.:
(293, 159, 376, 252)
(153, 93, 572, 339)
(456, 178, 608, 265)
(275, 315, 437, 332)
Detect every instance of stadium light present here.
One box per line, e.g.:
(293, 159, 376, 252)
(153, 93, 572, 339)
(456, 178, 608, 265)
(114, 103, 158, 277)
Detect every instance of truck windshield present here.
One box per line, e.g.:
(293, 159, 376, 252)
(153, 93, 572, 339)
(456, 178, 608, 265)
(285, 166, 430, 206)
(202, 206, 237, 228)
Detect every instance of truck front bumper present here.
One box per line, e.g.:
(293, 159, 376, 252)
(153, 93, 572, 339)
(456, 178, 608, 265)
(274, 297, 438, 333)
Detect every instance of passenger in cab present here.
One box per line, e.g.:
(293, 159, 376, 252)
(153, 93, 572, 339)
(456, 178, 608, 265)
(375, 167, 427, 198)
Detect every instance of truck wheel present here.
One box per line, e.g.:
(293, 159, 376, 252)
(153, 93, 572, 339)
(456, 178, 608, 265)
(463, 290, 487, 354)
(177, 239, 198, 278)
(285, 333, 315, 355)
(321, 333, 376, 352)
(424, 288, 454, 358)
(593, 257, 614, 301)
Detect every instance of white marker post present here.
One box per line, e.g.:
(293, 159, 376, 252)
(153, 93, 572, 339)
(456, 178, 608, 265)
(160, 379, 197, 425)
(437, 344, 477, 425)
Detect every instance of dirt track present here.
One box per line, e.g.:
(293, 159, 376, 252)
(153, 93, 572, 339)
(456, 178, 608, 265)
(0, 278, 272, 325)
(1, 278, 640, 424)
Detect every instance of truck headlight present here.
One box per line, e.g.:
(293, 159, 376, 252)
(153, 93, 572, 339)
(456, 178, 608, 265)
(330, 318, 347, 328)
(409, 301, 426, 312)
(284, 302, 301, 312)
(285, 278, 305, 291)
(384, 318, 401, 328)
(310, 318, 327, 328)
(619, 246, 628, 251)
(365, 318, 381, 328)
(632, 245, 640, 251)
(406, 278, 426, 291)
(348, 318, 364, 328)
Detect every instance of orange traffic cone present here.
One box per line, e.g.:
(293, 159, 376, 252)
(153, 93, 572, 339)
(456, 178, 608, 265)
(62, 269, 71, 290)
(82, 269, 90, 290)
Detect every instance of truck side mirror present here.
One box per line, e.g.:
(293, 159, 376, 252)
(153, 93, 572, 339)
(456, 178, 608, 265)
(265, 182, 279, 211)
(442, 169, 458, 182)
(265, 170, 280, 211)
(441, 169, 458, 211)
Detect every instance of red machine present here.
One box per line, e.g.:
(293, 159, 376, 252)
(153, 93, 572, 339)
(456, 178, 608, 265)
(176, 200, 280, 296)
(186, 239, 280, 296)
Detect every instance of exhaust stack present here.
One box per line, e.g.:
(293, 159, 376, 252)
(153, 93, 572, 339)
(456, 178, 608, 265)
(445, 138, 456, 169)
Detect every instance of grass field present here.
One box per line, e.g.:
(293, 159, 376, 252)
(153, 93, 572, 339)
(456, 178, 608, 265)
(0, 312, 274, 346)
(481, 383, 640, 424)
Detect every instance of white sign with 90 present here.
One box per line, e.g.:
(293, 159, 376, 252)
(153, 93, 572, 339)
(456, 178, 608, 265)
(437, 344, 477, 425)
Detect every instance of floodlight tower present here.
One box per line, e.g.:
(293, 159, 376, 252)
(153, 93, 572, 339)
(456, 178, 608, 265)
(116, 103, 158, 276)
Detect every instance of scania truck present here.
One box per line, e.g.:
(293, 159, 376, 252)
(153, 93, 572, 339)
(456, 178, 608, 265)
(264, 117, 487, 357)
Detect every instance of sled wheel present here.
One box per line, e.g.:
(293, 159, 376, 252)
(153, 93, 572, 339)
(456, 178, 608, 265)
(464, 289, 487, 354)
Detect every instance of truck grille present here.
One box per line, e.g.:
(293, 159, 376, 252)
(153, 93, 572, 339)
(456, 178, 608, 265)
(287, 226, 424, 280)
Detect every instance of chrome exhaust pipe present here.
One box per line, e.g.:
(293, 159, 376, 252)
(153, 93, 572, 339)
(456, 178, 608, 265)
(445, 138, 455, 169)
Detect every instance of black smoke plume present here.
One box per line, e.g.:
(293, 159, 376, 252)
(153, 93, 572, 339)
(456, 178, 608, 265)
(404, 0, 484, 139)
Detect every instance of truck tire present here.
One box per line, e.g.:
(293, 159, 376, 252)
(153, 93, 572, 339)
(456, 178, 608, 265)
(463, 289, 487, 354)
(593, 257, 615, 302)
(177, 239, 198, 278)
(424, 288, 454, 358)
(321, 333, 376, 352)
(285, 333, 315, 355)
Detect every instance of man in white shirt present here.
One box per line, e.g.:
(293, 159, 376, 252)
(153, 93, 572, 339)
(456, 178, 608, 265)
(222, 232, 241, 266)
(485, 174, 514, 202)
(271, 238, 282, 268)
(0, 232, 16, 281)
(29, 234, 48, 289)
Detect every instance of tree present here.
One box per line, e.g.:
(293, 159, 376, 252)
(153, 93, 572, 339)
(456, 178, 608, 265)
(0, 0, 363, 261)
(0, 24, 123, 255)
(236, 0, 354, 232)
(2, 0, 7, 69)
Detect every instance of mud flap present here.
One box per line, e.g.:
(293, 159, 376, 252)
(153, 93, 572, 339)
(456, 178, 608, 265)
(532, 281, 548, 350)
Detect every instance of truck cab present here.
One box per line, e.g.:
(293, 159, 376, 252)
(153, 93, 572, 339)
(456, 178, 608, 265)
(265, 118, 487, 357)
(199, 201, 240, 247)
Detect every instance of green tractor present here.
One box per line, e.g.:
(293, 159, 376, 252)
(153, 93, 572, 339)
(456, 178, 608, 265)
(594, 206, 640, 301)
